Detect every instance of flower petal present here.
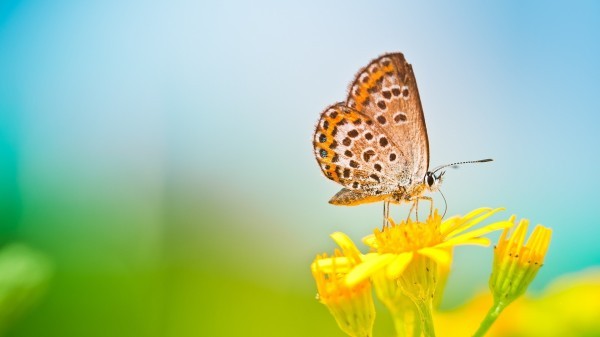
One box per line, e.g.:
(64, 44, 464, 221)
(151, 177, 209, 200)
(418, 247, 451, 266)
(507, 219, 529, 252)
(362, 234, 377, 249)
(331, 232, 362, 263)
(346, 253, 396, 287)
(385, 252, 413, 279)
(446, 208, 505, 238)
(440, 215, 461, 235)
(437, 237, 491, 248)
(441, 208, 492, 235)
(463, 207, 494, 218)
(529, 225, 552, 259)
(442, 220, 512, 247)
(312, 256, 352, 273)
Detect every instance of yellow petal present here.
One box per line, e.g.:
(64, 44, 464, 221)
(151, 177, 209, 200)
(346, 253, 396, 287)
(440, 215, 461, 235)
(443, 220, 512, 247)
(440, 207, 493, 235)
(462, 207, 494, 220)
(362, 234, 377, 249)
(437, 237, 491, 248)
(538, 226, 552, 255)
(385, 252, 413, 279)
(507, 219, 529, 251)
(331, 232, 362, 264)
(526, 225, 552, 261)
(446, 208, 505, 238)
(496, 215, 516, 251)
(312, 256, 352, 273)
(418, 247, 451, 266)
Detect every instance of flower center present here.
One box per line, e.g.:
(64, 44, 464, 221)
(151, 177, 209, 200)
(375, 218, 443, 254)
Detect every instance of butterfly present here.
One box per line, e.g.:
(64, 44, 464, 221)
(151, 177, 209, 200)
(312, 52, 490, 221)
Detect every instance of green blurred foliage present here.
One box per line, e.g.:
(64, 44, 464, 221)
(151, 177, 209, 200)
(0, 244, 51, 335)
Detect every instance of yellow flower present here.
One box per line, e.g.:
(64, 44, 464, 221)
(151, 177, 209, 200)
(346, 208, 512, 288)
(371, 270, 419, 337)
(345, 208, 512, 337)
(489, 216, 552, 305)
(437, 269, 596, 337)
(311, 232, 375, 337)
(470, 216, 552, 337)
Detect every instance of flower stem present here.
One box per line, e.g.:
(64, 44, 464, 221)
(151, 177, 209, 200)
(472, 301, 508, 337)
(389, 305, 421, 337)
(413, 299, 435, 337)
(390, 309, 407, 337)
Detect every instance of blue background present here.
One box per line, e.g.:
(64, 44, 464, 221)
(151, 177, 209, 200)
(0, 1, 598, 336)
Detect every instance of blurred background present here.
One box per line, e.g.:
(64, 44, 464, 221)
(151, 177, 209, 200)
(0, 1, 599, 336)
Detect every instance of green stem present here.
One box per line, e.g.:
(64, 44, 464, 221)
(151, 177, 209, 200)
(389, 305, 421, 337)
(472, 301, 508, 337)
(390, 308, 407, 337)
(413, 299, 435, 337)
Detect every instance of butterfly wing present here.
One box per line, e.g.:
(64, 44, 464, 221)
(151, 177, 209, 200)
(346, 53, 429, 186)
(313, 103, 399, 198)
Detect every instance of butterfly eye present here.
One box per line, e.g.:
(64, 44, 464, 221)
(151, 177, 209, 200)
(426, 173, 435, 187)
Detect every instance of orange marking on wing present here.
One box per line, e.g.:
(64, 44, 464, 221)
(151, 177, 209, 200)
(314, 104, 369, 184)
(353, 64, 394, 111)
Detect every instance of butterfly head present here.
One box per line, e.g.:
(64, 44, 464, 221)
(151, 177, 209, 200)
(424, 171, 445, 192)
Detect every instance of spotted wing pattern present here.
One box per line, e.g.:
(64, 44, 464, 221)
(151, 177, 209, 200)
(346, 53, 429, 186)
(313, 103, 399, 194)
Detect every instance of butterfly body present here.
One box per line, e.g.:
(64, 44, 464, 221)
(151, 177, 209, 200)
(329, 181, 430, 206)
(313, 53, 440, 208)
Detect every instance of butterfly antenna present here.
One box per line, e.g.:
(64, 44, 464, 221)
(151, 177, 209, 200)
(439, 188, 448, 218)
(432, 158, 493, 174)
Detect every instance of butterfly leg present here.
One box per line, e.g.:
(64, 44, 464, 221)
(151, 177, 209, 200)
(408, 196, 434, 221)
(383, 201, 390, 228)
(415, 198, 420, 222)
(418, 196, 434, 218)
(407, 201, 416, 221)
